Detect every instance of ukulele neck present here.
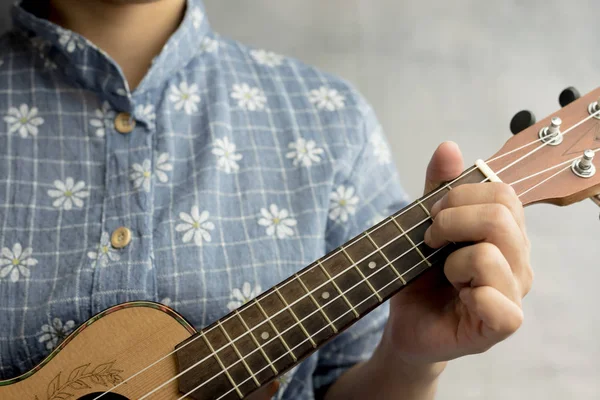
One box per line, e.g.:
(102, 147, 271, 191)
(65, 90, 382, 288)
(175, 166, 489, 400)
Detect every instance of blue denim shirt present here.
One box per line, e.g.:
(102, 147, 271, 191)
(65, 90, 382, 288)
(0, 1, 408, 397)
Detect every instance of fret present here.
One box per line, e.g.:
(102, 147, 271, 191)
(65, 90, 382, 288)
(257, 291, 314, 359)
(175, 331, 237, 400)
(275, 277, 336, 346)
(347, 234, 406, 299)
(417, 199, 432, 218)
(419, 184, 451, 211)
(216, 320, 260, 388)
(296, 265, 356, 331)
(245, 299, 298, 371)
(363, 231, 406, 286)
(273, 286, 317, 348)
(368, 219, 413, 265)
(200, 331, 244, 399)
(233, 310, 278, 375)
(455, 167, 488, 185)
(295, 273, 338, 333)
(340, 247, 382, 302)
(316, 260, 360, 318)
(390, 216, 431, 267)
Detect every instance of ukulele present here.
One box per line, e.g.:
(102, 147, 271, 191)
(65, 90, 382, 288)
(1, 87, 600, 400)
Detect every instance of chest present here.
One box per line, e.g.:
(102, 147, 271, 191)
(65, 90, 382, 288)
(0, 87, 333, 332)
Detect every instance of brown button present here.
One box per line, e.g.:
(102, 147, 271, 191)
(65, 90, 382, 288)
(114, 112, 135, 134)
(111, 227, 131, 249)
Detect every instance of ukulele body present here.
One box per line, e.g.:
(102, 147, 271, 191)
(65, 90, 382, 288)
(0, 302, 274, 400)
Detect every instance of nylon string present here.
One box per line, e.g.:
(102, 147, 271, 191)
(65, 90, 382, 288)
(97, 107, 598, 399)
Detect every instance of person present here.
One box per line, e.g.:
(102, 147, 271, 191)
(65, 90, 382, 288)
(0, 0, 532, 399)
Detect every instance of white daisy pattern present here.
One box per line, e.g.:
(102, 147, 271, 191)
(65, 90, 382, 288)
(155, 152, 173, 183)
(191, 7, 204, 29)
(368, 213, 385, 227)
(130, 159, 153, 192)
(212, 137, 243, 174)
(4, 104, 45, 138)
(176, 206, 215, 246)
(250, 49, 283, 67)
(30, 37, 50, 52)
(258, 204, 297, 239)
(135, 104, 156, 129)
(309, 86, 346, 111)
(329, 185, 360, 223)
(169, 82, 201, 115)
(87, 232, 120, 268)
(227, 282, 262, 311)
(0, 243, 37, 283)
(370, 128, 392, 165)
(43, 58, 57, 71)
(231, 83, 267, 111)
(89, 101, 115, 137)
(47, 178, 90, 211)
(38, 318, 76, 351)
(200, 37, 219, 53)
(286, 138, 324, 167)
(56, 27, 84, 53)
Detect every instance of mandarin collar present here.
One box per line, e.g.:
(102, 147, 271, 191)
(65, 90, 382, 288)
(11, 0, 211, 111)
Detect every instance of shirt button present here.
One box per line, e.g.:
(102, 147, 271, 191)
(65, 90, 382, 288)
(111, 227, 132, 249)
(114, 112, 136, 134)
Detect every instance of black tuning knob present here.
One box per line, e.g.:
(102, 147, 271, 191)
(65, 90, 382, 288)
(559, 86, 580, 107)
(510, 110, 536, 135)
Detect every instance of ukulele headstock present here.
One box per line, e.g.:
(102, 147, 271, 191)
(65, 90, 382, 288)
(487, 87, 600, 207)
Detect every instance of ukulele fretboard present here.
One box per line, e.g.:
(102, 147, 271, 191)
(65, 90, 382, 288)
(175, 167, 488, 400)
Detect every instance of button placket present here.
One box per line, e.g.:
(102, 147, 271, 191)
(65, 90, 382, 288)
(91, 101, 154, 313)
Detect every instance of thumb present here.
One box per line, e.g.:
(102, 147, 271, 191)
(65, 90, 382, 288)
(424, 141, 465, 194)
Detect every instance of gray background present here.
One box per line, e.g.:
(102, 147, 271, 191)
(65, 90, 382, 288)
(2, 1, 600, 399)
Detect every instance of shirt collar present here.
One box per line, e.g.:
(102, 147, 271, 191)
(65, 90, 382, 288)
(11, 0, 210, 110)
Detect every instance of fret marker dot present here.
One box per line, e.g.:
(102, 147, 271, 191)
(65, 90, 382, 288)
(321, 291, 330, 300)
(261, 331, 269, 340)
(368, 261, 377, 269)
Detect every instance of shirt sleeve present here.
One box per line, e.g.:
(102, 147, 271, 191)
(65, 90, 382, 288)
(313, 99, 410, 397)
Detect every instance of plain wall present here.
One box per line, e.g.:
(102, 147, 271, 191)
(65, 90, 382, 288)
(1, 1, 599, 399)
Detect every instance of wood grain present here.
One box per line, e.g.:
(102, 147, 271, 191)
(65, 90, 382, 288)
(0, 305, 191, 399)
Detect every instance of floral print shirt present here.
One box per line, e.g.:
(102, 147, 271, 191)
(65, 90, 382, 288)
(0, 1, 408, 398)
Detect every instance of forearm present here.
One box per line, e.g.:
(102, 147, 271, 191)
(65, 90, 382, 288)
(324, 342, 446, 400)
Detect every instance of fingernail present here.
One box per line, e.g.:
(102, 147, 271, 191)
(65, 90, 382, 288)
(430, 199, 442, 217)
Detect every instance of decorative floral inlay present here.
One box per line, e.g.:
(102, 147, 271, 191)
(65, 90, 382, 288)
(34, 360, 123, 400)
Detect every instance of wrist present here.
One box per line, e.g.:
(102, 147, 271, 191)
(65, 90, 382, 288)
(370, 328, 447, 384)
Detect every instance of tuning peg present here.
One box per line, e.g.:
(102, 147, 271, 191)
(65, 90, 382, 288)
(510, 110, 536, 135)
(559, 86, 580, 107)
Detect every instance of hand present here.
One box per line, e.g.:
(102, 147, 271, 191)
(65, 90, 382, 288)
(380, 141, 533, 367)
(246, 381, 279, 400)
